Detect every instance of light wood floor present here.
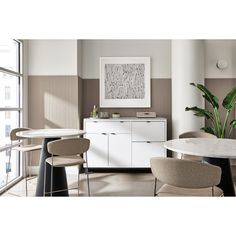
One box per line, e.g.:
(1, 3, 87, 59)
(2, 166, 236, 197)
(1, 172, 160, 197)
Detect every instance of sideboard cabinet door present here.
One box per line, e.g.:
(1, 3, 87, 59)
(109, 133, 131, 167)
(84, 118, 167, 168)
(85, 133, 109, 167)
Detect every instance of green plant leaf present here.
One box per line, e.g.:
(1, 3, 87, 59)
(230, 119, 236, 128)
(185, 106, 213, 120)
(200, 127, 215, 135)
(190, 83, 219, 109)
(222, 86, 236, 110)
(229, 119, 236, 138)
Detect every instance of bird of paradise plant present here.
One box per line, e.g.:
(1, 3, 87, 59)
(185, 83, 236, 138)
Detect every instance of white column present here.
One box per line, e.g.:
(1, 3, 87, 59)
(172, 40, 205, 139)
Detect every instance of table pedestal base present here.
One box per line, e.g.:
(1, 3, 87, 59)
(203, 157, 235, 196)
(36, 138, 69, 196)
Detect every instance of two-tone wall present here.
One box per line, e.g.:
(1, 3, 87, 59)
(81, 40, 172, 139)
(26, 39, 236, 166)
(205, 40, 236, 139)
(27, 40, 82, 166)
(28, 40, 83, 130)
(81, 40, 236, 140)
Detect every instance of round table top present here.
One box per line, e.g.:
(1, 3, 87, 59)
(164, 138, 236, 159)
(16, 128, 86, 139)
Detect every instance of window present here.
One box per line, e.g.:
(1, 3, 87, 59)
(5, 125, 11, 137)
(6, 162, 11, 173)
(0, 40, 23, 190)
(5, 111, 11, 119)
(5, 86, 11, 100)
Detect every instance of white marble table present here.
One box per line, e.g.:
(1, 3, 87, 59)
(16, 128, 85, 139)
(16, 128, 86, 196)
(165, 138, 236, 196)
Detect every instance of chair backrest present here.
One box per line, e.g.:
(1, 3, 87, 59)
(150, 157, 221, 189)
(178, 131, 217, 160)
(10, 127, 31, 141)
(47, 138, 90, 156)
(179, 131, 217, 139)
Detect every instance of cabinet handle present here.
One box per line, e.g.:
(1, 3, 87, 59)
(146, 121, 151, 123)
(146, 141, 151, 143)
(120, 121, 124, 123)
(93, 121, 98, 123)
(111, 133, 116, 135)
(102, 133, 107, 135)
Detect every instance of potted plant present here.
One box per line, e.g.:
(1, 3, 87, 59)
(185, 83, 236, 138)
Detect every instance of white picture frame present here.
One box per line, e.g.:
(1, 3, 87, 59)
(100, 57, 151, 108)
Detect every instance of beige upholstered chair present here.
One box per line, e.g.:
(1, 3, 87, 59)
(179, 131, 217, 161)
(150, 157, 223, 197)
(45, 138, 90, 196)
(9, 128, 42, 196)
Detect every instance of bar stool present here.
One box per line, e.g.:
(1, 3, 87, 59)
(44, 138, 90, 196)
(8, 128, 42, 196)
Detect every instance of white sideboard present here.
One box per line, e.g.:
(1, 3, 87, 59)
(84, 117, 167, 168)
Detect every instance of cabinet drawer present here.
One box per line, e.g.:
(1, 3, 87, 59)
(132, 142, 166, 167)
(85, 121, 131, 133)
(132, 121, 166, 141)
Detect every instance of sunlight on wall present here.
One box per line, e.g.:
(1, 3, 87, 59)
(44, 92, 78, 129)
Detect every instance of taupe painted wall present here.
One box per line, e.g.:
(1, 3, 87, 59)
(27, 76, 236, 164)
(28, 75, 82, 165)
(26, 40, 236, 167)
(82, 79, 172, 140)
(29, 76, 81, 129)
(82, 78, 236, 141)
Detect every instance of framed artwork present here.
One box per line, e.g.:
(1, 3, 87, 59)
(100, 57, 151, 108)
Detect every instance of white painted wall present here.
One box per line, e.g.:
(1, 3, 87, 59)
(172, 40, 205, 139)
(27, 39, 236, 79)
(77, 40, 83, 78)
(82, 40, 171, 79)
(28, 40, 78, 76)
(205, 40, 236, 78)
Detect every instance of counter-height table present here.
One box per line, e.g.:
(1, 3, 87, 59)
(164, 138, 236, 196)
(16, 129, 86, 196)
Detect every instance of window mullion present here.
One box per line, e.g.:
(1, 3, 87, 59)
(0, 67, 23, 77)
(0, 108, 23, 111)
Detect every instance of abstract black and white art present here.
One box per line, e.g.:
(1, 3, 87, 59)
(105, 63, 145, 99)
(100, 57, 150, 107)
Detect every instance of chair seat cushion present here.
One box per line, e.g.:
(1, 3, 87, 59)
(157, 184, 223, 197)
(13, 144, 42, 152)
(46, 155, 85, 167)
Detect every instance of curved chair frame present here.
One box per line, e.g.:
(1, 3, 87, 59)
(8, 128, 41, 196)
(44, 138, 91, 197)
(151, 157, 223, 197)
(179, 131, 217, 161)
